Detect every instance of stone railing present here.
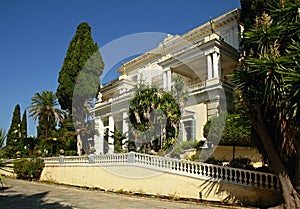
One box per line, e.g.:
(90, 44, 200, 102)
(44, 152, 279, 191)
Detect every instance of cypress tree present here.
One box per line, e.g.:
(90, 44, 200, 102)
(20, 110, 27, 140)
(57, 22, 104, 112)
(5, 104, 21, 158)
(56, 22, 104, 155)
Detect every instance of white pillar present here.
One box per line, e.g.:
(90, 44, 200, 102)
(181, 122, 187, 142)
(95, 117, 104, 155)
(122, 112, 128, 149)
(108, 115, 114, 154)
(206, 53, 213, 79)
(163, 71, 167, 89)
(167, 69, 172, 91)
(212, 52, 221, 78)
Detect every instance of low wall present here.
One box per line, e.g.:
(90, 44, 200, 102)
(41, 165, 227, 201)
(211, 146, 262, 162)
(41, 153, 281, 206)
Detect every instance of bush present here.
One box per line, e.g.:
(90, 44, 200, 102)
(170, 144, 184, 158)
(190, 152, 200, 161)
(205, 157, 223, 166)
(193, 140, 205, 150)
(13, 158, 44, 180)
(228, 157, 254, 170)
(181, 141, 195, 150)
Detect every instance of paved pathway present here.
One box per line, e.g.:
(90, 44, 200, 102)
(0, 178, 256, 209)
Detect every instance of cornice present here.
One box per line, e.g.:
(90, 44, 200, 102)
(116, 8, 240, 73)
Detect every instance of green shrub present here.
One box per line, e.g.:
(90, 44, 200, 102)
(228, 157, 254, 170)
(181, 141, 195, 150)
(170, 144, 184, 158)
(193, 140, 205, 150)
(205, 157, 223, 166)
(190, 152, 200, 161)
(13, 158, 44, 180)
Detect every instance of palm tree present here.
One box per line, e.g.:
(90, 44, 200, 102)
(28, 90, 64, 140)
(128, 85, 181, 152)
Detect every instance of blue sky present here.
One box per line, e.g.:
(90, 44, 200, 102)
(0, 0, 240, 136)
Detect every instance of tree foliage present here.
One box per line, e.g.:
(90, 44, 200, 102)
(110, 130, 127, 153)
(20, 110, 28, 142)
(56, 22, 104, 155)
(28, 90, 64, 141)
(4, 104, 21, 158)
(57, 22, 102, 111)
(128, 85, 181, 151)
(233, 0, 300, 207)
(203, 112, 252, 146)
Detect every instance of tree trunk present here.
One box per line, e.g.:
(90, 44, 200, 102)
(294, 137, 300, 193)
(253, 106, 300, 208)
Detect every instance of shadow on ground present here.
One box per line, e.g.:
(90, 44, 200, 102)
(0, 189, 73, 209)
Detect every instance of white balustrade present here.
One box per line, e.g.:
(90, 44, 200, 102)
(43, 152, 279, 191)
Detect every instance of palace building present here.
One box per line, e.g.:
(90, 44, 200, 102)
(91, 9, 241, 155)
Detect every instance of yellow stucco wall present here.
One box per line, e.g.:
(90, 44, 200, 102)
(40, 165, 281, 207)
(41, 165, 228, 201)
(211, 146, 263, 162)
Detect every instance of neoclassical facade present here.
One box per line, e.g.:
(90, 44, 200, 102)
(91, 9, 241, 154)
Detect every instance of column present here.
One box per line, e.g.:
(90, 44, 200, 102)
(122, 112, 128, 149)
(167, 69, 172, 91)
(94, 117, 104, 155)
(180, 122, 187, 142)
(206, 53, 213, 79)
(212, 52, 221, 78)
(163, 71, 167, 89)
(108, 115, 114, 154)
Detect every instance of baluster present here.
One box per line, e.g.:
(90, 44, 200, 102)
(260, 174, 265, 188)
(212, 166, 216, 178)
(142, 155, 145, 164)
(216, 167, 220, 178)
(236, 170, 240, 183)
(218, 167, 223, 179)
(268, 175, 274, 189)
(191, 163, 195, 174)
(195, 164, 199, 174)
(256, 173, 261, 187)
(207, 165, 211, 176)
(229, 169, 234, 182)
(203, 165, 207, 176)
(200, 164, 204, 175)
(179, 162, 182, 172)
(222, 168, 226, 180)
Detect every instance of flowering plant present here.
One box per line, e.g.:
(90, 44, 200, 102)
(13, 158, 44, 180)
